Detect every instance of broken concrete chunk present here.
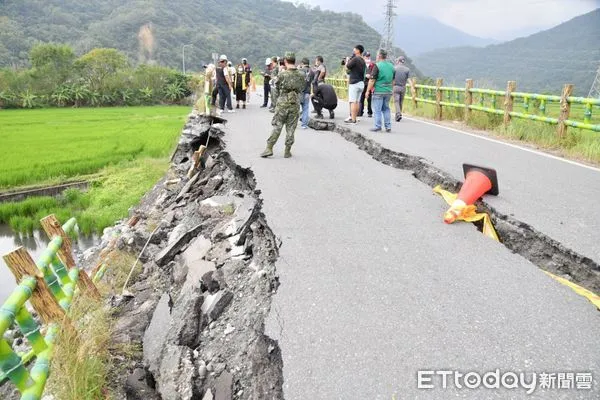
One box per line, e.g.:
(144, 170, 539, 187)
(205, 175, 224, 193)
(168, 223, 189, 245)
(155, 345, 196, 400)
(202, 271, 220, 293)
(176, 172, 200, 202)
(201, 290, 234, 321)
(168, 278, 205, 348)
(214, 371, 233, 400)
(155, 223, 204, 266)
(200, 194, 236, 208)
(182, 236, 212, 267)
(202, 389, 214, 400)
(143, 293, 172, 375)
(211, 196, 258, 242)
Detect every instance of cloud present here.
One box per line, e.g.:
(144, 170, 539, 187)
(289, 0, 599, 39)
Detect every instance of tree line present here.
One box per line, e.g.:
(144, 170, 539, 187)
(0, 43, 194, 109)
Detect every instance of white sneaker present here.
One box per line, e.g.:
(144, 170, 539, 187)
(344, 116, 353, 122)
(227, 109, 235, 113)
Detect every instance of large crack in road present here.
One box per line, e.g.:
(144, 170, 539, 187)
(309, 118, 600, 297)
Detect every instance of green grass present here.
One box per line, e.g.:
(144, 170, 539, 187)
(0, 158, 168, 235)
(0, 106, 189, 189)
(46, 293, 112, 400)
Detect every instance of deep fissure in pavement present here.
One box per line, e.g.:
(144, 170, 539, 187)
(96, 114, 284, 400)
(308, 119, 600, 295)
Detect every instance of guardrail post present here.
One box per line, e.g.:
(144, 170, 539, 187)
(464, 79, 473, 122)
(3, 248, 65, 324)
(557, 83, 574, 138)
(40, 215, 101, 300)
(503, 81, 516, 126)
(435, 78, 443, 120)
(410, 78, 417, 109)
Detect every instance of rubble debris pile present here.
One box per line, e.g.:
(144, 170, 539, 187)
(92, 114, 283, 400)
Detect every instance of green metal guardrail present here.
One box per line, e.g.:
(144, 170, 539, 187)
(326, 76, 600, 136)
(0, 215, 101, 399)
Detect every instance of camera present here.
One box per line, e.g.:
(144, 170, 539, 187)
(341, 56, 351, 66)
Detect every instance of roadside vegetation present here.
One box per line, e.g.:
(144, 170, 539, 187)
(46, 248, 141, 399)
(403, 101, 600, 164)
(0, 44, 194, 109)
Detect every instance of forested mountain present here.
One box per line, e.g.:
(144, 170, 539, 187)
(0, 0, 419, 74)
(413, 9, 600, 95)
(371, 15, 497, 56)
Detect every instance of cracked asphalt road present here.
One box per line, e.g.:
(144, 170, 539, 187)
(223, 102, 600, 400)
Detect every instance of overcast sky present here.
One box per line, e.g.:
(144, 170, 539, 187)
(289, 0, 600, 40)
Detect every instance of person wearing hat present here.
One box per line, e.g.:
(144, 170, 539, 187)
(260, 52, 306, 159)
(269, 56, 282, 112)
(298, 57, 315, 129)
(261, 57, 274, 108)
(366, 49, 395, 132)
(359, 51, 374, 118)
(393, 55, 410, 121)
(216, 54, 234, 112)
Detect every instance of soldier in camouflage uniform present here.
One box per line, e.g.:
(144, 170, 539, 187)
(260, 52, 306, 159)
(269, 56, 280, 112)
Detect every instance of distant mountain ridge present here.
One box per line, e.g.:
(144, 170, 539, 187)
(413, 8, 600, 95)
(0, 0, 420, 75)
(371, 15, 498, 56)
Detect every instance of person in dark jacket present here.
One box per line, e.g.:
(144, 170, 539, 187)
(234, 64, 251, 109)
(311, 82, 337, 119)
(343, 44, 366, 124)
(261, 57, 273, 108)
(358, 51, 374, 117)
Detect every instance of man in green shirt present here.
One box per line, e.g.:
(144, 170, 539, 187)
(366, 49, 395, 132)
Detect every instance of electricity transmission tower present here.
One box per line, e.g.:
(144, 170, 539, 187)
(588, 63, 600, 99)
(379, 0, 397, 59)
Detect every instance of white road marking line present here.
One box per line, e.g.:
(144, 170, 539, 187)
(404, 117, 600, 173)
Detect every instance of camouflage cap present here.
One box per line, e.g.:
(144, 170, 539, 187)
(284, 51, 295, 59)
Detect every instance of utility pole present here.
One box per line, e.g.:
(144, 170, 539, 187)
(588, 62, 600, 99)
(379, 0, 397, 59)
(182, 44, 192, 74)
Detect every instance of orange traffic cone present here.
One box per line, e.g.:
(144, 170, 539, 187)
(444, 164, 499, 224)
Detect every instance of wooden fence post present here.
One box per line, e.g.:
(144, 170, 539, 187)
(435, 78, 443, 120)
(557, 84, 574, 138)
(464, 79, 473, 122)
(503, 81, 516, 126)
(3, 247, 65, 324)
(40, 215, 101, 300)
(410, 78, 418, 109)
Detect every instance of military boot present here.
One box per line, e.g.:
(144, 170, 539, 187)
(260, 145, 274, 158)
(284, 146, 292, 158)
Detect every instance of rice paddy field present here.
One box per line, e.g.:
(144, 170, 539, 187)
(0, 106, 190, 234)
(0, 106, 190, 189)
